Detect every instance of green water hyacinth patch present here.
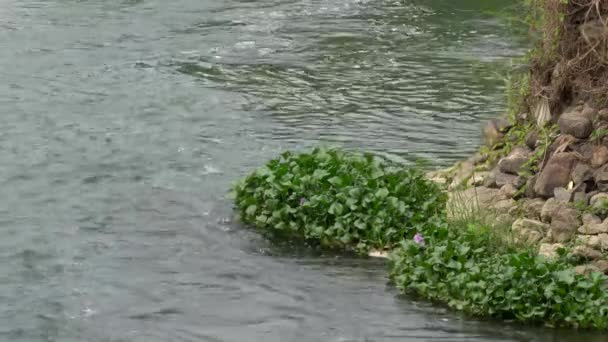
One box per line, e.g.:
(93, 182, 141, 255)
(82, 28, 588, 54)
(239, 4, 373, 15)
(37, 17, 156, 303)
(233, 147, 447, 253)
(389, 222, 608, 329)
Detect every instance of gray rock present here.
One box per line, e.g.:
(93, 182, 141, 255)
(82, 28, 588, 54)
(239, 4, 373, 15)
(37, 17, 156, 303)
(573, 190, 587, 203)
(520, 198, 546, 220)
(512, 218, 549, 234)
(548, 206, 580, 243)
(590, 192, 608, 209)
(553, 187, 572, 203)
(448, 160, 475, 190)
(593, 260, 608, 274)
(525, 130, 540, 149)
(539, 243, 565, 260)
(558, 108, 593, 138)
(592, 145, 608, 168)
(599, 108, 608, 121)
(467, 172, 491, 187)
(578, 219, 608, 235)
(500, 183, 518, 199)
(575, 264, 600, 275)
(534, 153, 578, 198)
(577, 234, 608, 250)
(594, 165, 608, 192)
(571, 245, 604, 260)
(541, 198, 561, 223)
(601, 233, 608, 250)
(495, 172, 522, 188)
(571, 162, 593, 186)
(493, 199, 517, 215)
(483, 118, 510, 147)
(583, 213, 602, 226)
(581, 103, 598, 120)
(525, 175, 538, 198)
(512, 218, 548, 244)
(498, 147, 531, 175)
(482, 171, 498, 188)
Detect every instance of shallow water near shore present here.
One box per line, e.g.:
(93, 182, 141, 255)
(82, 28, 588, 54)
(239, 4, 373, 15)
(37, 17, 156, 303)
(1, 0, 607, 341)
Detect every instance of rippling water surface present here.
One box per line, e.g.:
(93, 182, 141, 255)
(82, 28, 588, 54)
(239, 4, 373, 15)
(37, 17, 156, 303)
(2, 0, 607, 341)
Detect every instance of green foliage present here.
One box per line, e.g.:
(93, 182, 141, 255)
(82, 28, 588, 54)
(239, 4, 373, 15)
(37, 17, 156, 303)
(234, 147, 608, 329)
(389, 220, 608, 329)
(506, 70, 531, 120)
(590, 128, 608, 145)
(232, 147, 447, 252)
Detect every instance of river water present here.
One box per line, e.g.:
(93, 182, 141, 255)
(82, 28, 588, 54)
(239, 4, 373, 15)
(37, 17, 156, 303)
(1, 0, 607, 341)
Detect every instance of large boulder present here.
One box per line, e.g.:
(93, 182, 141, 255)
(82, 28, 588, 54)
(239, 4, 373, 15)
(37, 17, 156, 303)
(498, 147, 531, 175)
(558, 108, 593, 139)
(534, 153, 578, 198)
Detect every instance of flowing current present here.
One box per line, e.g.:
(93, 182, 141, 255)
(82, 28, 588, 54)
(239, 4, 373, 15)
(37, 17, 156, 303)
(1, 0, 607, 341)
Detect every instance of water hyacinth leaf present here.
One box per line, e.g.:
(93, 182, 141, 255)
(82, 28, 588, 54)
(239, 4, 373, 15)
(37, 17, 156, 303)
(328, 202, 344, 215)
(375, 188, 389, 199)
(245, 205, 257, 216)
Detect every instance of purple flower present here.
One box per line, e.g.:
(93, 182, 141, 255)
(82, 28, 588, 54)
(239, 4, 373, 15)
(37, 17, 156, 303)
(413, 233, 425, 246)
(299, 197, 306, 206)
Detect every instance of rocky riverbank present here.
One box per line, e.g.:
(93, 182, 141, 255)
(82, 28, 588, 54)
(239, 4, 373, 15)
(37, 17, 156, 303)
(427, 101, 608, 275)
(425, 0, 608, 276)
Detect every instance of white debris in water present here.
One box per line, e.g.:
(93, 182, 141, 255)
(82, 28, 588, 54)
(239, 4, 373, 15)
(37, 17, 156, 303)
(368, 249, 389, 258)
(202, 165, 221, 175)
